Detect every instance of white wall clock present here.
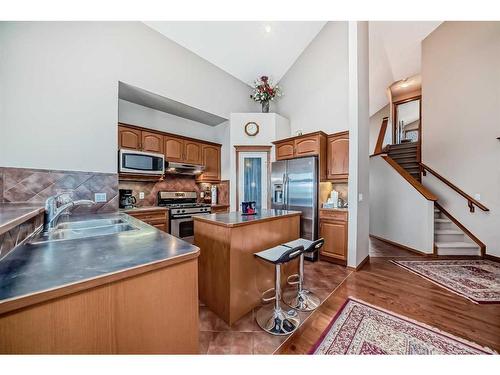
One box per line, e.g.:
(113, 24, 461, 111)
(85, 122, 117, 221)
(244, 121, 259, 136)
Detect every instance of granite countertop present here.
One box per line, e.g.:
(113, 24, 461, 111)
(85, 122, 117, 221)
(119, 206, 168, 213)
(193, 209, 301, 228)
(0, 203, 45, 235)
(0, 213, 198, 314)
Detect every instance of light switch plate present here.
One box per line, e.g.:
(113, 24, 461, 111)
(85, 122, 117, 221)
(139, 192, 145, 199)
(358, 193, 363, 202)
(94, 193, 107, 203)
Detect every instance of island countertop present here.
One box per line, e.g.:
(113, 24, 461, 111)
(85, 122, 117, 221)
(193, 209, 301, 228)
(0, 213, 199, 315)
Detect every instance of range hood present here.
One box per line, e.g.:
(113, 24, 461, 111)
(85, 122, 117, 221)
(165, 161, 205, 176)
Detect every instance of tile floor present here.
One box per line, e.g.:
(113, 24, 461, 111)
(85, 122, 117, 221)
(199, 260, 352, 354)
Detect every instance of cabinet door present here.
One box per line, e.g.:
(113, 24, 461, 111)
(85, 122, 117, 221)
(327, 133, 349, 181)
(118, 126, 141, 150)
(294, 135, 320, 157)
(196, 144, 221, 182)
(275, 141, 295, 160)
(164, 136, 185, 162)
(142, 131, 164, 154)
(319, 219, 347, 261)
(184, 141, 203, 164)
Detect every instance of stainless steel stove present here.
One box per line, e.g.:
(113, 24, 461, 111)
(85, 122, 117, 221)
(157, 191, 211, 243)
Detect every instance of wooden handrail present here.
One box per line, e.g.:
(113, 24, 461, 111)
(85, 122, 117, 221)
(381, 156, 438, 201)
(420, 163, 489, 213)
(373, 117, 389, 155)
(434, 202, 486, 255)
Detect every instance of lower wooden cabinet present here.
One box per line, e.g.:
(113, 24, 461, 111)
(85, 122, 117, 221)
(127, 209, 168, 233)
(319, 209, 348, 264)
(211, 205, 230, 214)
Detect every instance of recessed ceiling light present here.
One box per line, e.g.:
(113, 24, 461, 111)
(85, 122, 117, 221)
(264, 25, 272, 33)
(400, 79, 410, 88)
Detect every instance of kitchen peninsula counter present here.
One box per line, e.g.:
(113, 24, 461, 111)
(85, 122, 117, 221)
(194, 209, 300, 325)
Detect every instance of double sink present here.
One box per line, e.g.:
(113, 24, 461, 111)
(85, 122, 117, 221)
(32, 216, 139, 244)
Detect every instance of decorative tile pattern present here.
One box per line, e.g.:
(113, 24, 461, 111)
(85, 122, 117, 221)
(392, 259, 500, 304)
(119, 175, 205, 207)
(310, 298, 495, 354)
(1, 167, 118, 214)
(0, 212, 44, 260)
(199, 260, 351, 354)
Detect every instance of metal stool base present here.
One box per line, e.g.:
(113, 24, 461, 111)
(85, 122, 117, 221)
(283, 288, 321, 311)
(255, 302, 300, 336)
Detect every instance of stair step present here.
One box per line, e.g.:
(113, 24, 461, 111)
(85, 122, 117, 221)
(388, 149, 418, 156)
(435, 241, 481, 256)
(435, 230, 462, 235)
(396, 161, 419, 166)
(389, 143, 418, 150)
(435, 218, 452, 223)
(435, 241, 478, 248)
(390, 156, 417, 164)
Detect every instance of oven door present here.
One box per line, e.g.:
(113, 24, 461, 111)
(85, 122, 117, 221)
(119, 149, 165, 175)
(170, 216, 195, 243)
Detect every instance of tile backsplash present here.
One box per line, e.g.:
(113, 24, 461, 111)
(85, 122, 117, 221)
(0, 167, 118, 213)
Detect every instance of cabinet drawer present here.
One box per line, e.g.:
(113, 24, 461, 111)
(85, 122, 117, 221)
(319, 209, 348, 221)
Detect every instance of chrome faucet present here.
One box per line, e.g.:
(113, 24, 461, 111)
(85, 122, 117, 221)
(44, 193, 96, 232)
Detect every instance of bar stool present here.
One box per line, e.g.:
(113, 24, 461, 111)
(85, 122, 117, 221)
(254, 244, 304, 335)
(282, 238, 325, 311)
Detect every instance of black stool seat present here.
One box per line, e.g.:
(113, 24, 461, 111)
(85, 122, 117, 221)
(283, 238, 324, 254)
(255, 244, 304, 265)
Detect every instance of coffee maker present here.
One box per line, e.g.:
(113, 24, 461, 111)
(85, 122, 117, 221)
(119, 189, 137, 209)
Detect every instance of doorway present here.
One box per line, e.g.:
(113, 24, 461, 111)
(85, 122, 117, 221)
(393, 96, 421, 146)
(235, 146, 271, 212)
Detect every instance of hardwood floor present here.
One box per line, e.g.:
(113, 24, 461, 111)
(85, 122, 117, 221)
(277, 238, 500, 354)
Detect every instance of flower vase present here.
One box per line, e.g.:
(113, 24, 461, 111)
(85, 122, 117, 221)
(261, 101, 270, 113)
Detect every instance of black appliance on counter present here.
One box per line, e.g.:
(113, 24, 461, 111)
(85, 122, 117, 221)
(119, 189, 137, 209)
(157, 191, 211, 243)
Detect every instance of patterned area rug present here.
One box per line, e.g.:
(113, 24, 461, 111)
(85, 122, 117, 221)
(310, 298, 494, 355)
(392, 259, 500, 304)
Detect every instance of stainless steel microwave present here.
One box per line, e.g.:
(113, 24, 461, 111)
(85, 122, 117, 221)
(119, 149, 165, 175)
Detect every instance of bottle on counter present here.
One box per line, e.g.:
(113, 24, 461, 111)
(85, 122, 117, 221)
(211, 185, 218, 205)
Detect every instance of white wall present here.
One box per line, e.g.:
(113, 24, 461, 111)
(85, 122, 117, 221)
(229, 113, 290, 210)
(422, 21, 500, 257)
(368, 104, 389, 154)
(0, 22, 253, 173)
(277, 22, 349, 135)
(347, 21, 370, 267)
(370, 156, 435, 253)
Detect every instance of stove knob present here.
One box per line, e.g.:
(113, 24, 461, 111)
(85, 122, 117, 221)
(181, 209, 185, 213)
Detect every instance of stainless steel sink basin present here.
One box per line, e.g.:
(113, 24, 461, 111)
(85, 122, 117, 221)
(31, 218, 139, 244)
(56, 218, 127, 230)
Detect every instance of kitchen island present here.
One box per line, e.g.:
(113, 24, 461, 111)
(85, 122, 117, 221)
(193, 209, 301, 325)
(0, 213, 199, 354)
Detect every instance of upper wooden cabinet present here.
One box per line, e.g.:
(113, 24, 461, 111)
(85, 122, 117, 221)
(119, 123, 221, 183)
(184, 141, 203, 165)
(196, 144, 221, 183)
(142, 131, 164, 154)
(273, 131, 327, 181)
(164, 135, 185, 163)
(327, 131, 349, 182)
(118, 126, 142, 150)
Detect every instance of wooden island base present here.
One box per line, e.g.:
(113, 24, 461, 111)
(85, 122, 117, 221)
(194, 210, 301, 325)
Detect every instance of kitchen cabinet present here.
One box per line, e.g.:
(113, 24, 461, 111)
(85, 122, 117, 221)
(118, 126, 142, 150)
(126, 209, 168, 233)
(273, 131, 327, 181)
(210, 205, 230, 214)
(319, 209, 348, 264)
(327, 131, 349, 182)
(196, 144, 221, 183)
(164, 135, 185, 163)
(141, 131, 164, 154)
(118, 123, 221, 182)
(184, 140, 203, 165)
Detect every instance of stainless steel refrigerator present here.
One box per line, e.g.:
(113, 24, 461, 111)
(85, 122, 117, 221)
(271, 156, 319, 261)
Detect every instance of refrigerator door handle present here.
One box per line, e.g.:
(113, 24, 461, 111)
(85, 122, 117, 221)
(283, 173, 287, 210)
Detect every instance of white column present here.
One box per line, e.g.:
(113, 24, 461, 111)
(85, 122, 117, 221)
(347, 21, 370, 268)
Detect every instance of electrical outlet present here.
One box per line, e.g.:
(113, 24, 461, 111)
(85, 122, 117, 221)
(139, 192, 145, 200)
(474, 193, 481, 201)
(94, 193, 107, 203)
(358, 193, 363, 202)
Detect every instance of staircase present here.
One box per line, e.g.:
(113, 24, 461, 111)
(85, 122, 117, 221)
(387, 142, 420, 182)
(434, 207, 481, 256)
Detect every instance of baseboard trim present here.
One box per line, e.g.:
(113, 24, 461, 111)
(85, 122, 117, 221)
(347, 255, 370, 271)
(484, 254, 500, 263)
(369, 235, 432, 256)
